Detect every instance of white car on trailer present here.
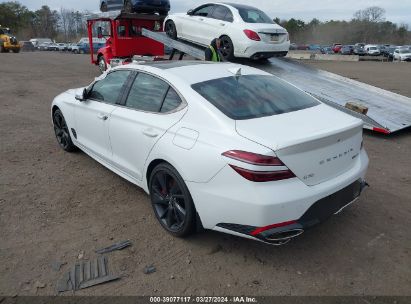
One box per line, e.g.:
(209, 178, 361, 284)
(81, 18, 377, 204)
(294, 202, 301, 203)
(51, 61, 368, 244)
(164, 2, 290, 61)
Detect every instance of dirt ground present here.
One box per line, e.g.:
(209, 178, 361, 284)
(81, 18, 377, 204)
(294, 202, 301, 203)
(0, 52, 410, 296)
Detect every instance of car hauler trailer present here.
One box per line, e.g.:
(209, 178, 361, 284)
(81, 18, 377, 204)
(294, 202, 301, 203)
(87, 11, 411, 134)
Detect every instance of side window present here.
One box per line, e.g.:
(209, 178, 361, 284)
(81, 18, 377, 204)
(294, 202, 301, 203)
(211, 6, 233, 22)
(117, 25, 126, 37)
(161, 87, 183, 113)
(193, 5, 215, 17)
(126, 73, 169, 112)
(88, 71, 131, 104)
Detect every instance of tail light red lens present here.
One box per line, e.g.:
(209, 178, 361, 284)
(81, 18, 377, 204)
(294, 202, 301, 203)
(243, 29, 261, 41)
(230, 165, 295, 182)
(222, 150, 284, 166)
(222, 150, 296, 182)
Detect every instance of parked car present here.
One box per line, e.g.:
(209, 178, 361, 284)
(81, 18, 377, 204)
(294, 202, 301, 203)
(308, 44, 321, 51)
(365, 45, 380, 56)
(100, 0, 171, 15)
(332, 43, 342, 53)
(320, 46, 333, 54)
(29, 38, 52, 48)
(51, 61, 368, 244)
(67, 43, 76, 52)
(340, 45, 354, 55)
(77, 42, 106, 54)
(164, 3, 290, 61)
(296, 44, 309, 50)
(57, 43, 68, 51)
(394, 48, 411, 62)
(20, 41, 36, 52)
(353, 45, 366, 56)
(38, 42, 52, 51)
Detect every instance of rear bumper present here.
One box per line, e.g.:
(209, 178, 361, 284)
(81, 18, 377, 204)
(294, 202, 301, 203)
(235, 40, 290, 58)
(187, 149, 369, 242)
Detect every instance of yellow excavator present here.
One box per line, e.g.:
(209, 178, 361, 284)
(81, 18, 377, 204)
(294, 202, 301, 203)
(0, 25, 21, 53)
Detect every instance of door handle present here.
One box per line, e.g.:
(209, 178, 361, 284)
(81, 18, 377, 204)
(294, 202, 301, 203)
(220, 23, 225, 26)
(199, 18, 204, 21)
(97, 113, 109, 121)
(142, 128, 159, 138)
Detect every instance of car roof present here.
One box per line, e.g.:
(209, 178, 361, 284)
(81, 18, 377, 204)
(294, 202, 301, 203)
(220, 2, 260, 10)
(116, 60, 270, 84)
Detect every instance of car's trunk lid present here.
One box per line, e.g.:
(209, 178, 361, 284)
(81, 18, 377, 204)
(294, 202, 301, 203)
(235, 104, 363, 186)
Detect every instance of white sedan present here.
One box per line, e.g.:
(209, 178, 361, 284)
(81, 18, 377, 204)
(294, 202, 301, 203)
(51, 61, 369, 245)
(393, 48, 411, 62)
(164, 3, 290, 61)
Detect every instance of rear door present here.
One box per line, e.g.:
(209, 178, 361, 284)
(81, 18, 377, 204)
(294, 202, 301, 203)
(109, 71, 187, 181)
(207, 5, 234, 41)
(74, 70, 131, 162)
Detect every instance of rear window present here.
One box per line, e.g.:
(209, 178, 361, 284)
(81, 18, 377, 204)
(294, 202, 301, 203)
(192, 75, 320, 120)
(238, 8, 274, 24)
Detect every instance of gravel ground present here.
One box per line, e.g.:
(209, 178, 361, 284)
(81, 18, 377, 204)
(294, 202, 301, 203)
(0, 52, 410, 296)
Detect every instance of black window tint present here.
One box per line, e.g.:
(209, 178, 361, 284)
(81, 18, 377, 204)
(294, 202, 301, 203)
(211, 6, 232, 22)
(89, 71, 130, 104)
(126, 73, 169, 112)
(161, 87, 182, 113)
(194, 5, 214, 17)
(192, 75, 320, 120)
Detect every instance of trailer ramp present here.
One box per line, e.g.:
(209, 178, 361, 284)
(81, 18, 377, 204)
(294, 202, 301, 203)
(253, 58, 411, 134)
(141, 28, 205, 60)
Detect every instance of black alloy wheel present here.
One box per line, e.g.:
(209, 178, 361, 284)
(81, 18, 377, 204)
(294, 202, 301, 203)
(165, 21, 177, 40)
(220, 35, 234, 61)
(53, 109, 77, 152)
(149, 163, 196, 237)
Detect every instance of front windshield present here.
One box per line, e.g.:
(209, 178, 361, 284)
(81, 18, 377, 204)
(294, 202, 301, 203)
(238, 8, 274, 24)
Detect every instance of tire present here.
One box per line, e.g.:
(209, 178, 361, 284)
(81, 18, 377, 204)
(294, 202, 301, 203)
(12, 49, 20, 53)
(149, 163, 196, 237)
(123, 0, 133, 13)
(100, 2, 108, 12)
(73, 49, 79, 54)
(0, 43, 6, 53)
(220, 35, 234, 61)
(52, 109, 77, 152)
(98, 56, 107, 73)
(165, 21, 177, 40)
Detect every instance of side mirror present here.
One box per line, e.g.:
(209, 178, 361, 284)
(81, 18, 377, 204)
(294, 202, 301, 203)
(187, 9, 194, 16)
(97, 26, 103, 39)
(75, 88, 87, 102)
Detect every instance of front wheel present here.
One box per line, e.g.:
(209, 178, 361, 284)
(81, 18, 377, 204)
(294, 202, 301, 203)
(220, 35, 234, 61)
(53, 109, 77, 152)
(98, 56, 107, 73)
(149, 163, 196, 237)
(165, 21, 177, 40)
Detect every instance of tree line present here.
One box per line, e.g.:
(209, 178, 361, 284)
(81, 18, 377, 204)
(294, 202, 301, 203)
(276, 7, 410, 45)
(1, 2, 410, 45)
(0, 1, 88, 42)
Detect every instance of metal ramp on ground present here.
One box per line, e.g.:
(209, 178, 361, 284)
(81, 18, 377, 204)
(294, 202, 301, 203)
(252, 59, 411, 134)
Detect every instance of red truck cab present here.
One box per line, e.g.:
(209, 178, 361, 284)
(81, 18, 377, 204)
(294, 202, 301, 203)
(87, 12, 165, 72)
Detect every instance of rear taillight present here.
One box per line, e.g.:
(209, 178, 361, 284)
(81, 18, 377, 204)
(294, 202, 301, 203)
(222, 150, 296, 182)
(243, 29, 261, 41)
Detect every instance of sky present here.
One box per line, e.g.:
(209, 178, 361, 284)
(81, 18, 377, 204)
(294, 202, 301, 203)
(3, 0, 411, 26)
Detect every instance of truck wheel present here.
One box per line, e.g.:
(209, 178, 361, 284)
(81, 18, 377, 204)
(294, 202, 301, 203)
(123, 0, 133, 13)
(98, 56, 107, 73)
(165, 21, 177, 40)
(0, 44, 5, 53)
(12, 49, 20, 53)
(100, 2, 108, 12)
